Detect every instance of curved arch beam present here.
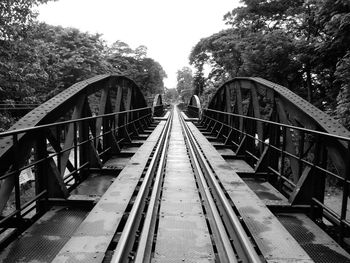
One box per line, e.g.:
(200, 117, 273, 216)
(209, 77, 350, 137)
(0, 74, 147, 157)
(187, 95, 201, 118)
(0, 74, 150, 212)
(152, 94, 164, 117)
(206, 77, 350, 185)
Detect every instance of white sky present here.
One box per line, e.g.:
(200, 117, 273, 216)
(37, 0, 240, 89)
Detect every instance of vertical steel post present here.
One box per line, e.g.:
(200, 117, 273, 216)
(79, 117, 89, 179)
(278, 126, 287, 189)
(268, 122, 281, 184)
(56, 125, 61, 174)
(12, 134, 21, 221)
(339, 141, 350, 244)
(34, 129, 48, 214)
(73, 122, 78, 183)
(298, 131, 305, 180)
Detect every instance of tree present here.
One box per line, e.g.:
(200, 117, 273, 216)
(164, 88, 178, 103)
(190, 29, 302, 93)
(193, 66, 205, 96)
(176, 67, 193, 103)
(134, 45, 148, 60)
(0, 22, 110, 105)
(0, 0, 55, 40)
(0, 1, 168, 130)
(190, 29, 243, 84)
(314, 0, 350, 110)
(106, 41, 166, 97)
(191, 0, 350, 115)
(336, 52, 350, 129)
(223, 0, 320, 102)
(0, 0, 54, 130)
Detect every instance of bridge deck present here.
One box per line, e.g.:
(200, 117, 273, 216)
(154, 109, 214, 262)
(1, 109, 350, 262)
(188, 121, 312, 262)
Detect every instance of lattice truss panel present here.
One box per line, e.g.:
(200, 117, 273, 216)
(0, 74, 154, 216)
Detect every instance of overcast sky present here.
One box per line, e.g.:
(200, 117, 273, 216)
(37, 0, 240, 89)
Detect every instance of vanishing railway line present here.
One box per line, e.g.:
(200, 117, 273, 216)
(179, 109, 260, 263)
(103, 108, 261, 262)
(1, 74, 350, 262)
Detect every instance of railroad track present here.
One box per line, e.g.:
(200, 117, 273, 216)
(2, 74, 349, 263)
(105, 106, 262, 262)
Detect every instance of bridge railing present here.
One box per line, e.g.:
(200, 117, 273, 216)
(201, 108, 350, 243)
(153, 105, 164, 117)
(187, 105, 200, 118)
(152, 94, 164, 117)
(187, 95, 201, 118)
(0, 106, 152, 245)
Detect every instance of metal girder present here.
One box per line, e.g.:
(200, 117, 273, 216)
(208, 77, 350, 139)
(204, 76, 350, 210)
(187, 95, 201, 118)
(0, 75, 147, 160)
(152, 93, 164, 117)
(0, 74, 151, 215)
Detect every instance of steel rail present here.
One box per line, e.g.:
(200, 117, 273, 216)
(179, 108, 238, 263)
(110, 110, 172, 262)
(134, 109, 173, 263)
(179, 110, 262, 263)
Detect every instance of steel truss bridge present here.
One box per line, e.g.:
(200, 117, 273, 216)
(0, 74, 350, 262)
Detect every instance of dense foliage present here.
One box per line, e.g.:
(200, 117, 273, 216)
(0, 23, 166, 104)
(190, 0, 350, 128)
(106, 41, 166, 96)
(0, 0, 54, 40)
(164, 88, 178, 103)
(0, 1, 167, 130)
(176, 66, 193, 103)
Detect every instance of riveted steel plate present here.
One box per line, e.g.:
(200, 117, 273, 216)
(167, 151, 188, 158)
(53, 252, 105, 263)
(119, 146, 140, 154)
(154, 110, 214, 262)
(278, 213, 350, 262)
(161, 186, 200, 201)
(0, 74, 151, 177)
(243, 178, 289, 206)
(0, 206, 88, 263)
(28, 206, 88, 236)
(52, 121, 166, 262)
(225, 159, 255, 174)
(70, 174, 115, 196)
(211, 77, 350, 138)
(166, 154, 190, 162)
(160, 201, 203, 216)
(252, 77, 350, 137)
(153, 215, 215, 263)
(162, 173, 197, 190)
(166, 161, 193, 171)
(188, 122, 313, 262)
(0, 234, 69, 263)
(215, 148, 236, 156)
(103, 156, 132, 170)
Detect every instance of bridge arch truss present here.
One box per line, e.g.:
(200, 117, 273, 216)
(0, 74, 163, 234)
(193, 77, 350, 237)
